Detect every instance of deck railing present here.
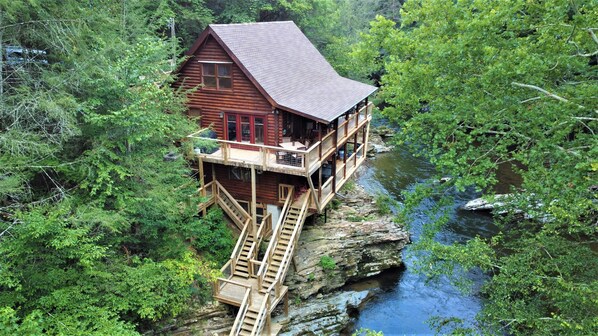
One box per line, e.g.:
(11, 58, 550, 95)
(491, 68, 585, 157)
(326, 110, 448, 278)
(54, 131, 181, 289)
(188, 102, 372, 176)
(213, 277, 252, 304)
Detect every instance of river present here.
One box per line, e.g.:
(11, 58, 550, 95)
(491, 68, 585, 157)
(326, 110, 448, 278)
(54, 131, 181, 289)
(349, 146, 501, 335)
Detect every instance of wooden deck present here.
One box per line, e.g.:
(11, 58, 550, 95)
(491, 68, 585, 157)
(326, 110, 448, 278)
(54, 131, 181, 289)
(189, 102, 373, 178)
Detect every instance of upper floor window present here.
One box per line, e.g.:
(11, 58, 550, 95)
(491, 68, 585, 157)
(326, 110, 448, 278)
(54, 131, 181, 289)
(201, 62, 232, 90)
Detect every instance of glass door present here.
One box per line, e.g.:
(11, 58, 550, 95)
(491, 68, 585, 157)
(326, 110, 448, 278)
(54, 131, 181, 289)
(225, 113, 267, 145)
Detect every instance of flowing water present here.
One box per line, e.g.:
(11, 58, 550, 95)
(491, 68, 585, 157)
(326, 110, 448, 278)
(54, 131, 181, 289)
(349, 147, 502, 335)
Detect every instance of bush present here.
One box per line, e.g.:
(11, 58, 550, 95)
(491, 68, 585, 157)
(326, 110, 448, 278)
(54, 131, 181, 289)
(375, 193, 394, 215)
(319, 255, 336, 271)
(342, 180, 356, 192)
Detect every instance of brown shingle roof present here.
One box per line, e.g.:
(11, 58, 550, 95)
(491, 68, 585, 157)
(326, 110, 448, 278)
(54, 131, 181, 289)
(187, 21, 377, 123)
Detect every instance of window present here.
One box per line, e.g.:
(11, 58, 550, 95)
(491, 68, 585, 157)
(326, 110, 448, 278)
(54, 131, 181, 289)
(201, 62, 232, 90)
(229, 167, 252, 182)
(225, 113, 266, 145)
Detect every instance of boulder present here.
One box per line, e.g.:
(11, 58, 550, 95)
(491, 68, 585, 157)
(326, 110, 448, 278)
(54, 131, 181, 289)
(461, 194, 511, 212)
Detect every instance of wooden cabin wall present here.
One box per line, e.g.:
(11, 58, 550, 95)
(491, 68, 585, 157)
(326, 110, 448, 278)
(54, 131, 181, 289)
(175, 36, 282, 146)
(204, 163, 307, 206)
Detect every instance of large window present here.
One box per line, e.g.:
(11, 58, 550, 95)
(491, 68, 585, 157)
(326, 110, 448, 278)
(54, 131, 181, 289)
(201, 62, 232, 90)
(226, 114, 265, 144)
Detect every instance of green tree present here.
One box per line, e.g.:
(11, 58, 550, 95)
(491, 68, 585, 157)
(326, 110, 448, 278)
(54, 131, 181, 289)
(357, 0, 597, 335)
(0, 1, 231, 334)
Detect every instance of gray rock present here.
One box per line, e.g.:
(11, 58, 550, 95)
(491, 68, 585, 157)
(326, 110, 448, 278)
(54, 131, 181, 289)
(285, 184, 410, 299)
(274, 290, 370, 336)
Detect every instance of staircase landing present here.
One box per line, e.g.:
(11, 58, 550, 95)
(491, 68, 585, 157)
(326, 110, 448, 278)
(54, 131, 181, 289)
(214, 276, 288, 308)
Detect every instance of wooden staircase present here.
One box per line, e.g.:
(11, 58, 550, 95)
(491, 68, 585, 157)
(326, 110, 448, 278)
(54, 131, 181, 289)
(260, 205, 303, 291)
(228, 189, 312, 336)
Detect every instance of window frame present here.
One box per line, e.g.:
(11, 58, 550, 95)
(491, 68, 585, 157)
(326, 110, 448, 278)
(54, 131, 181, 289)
(199, 61, 233, 91)
(224, 112, 268, 145)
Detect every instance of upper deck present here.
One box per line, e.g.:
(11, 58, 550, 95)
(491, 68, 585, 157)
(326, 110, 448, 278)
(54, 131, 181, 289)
(188, 102, 373, 178)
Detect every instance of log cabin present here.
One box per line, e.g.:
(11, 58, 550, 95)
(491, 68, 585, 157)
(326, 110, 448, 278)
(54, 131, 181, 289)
(175, 21, 376, 335)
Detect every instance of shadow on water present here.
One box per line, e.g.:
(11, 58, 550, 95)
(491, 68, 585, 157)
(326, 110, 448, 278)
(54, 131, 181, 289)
(350, 146, 502, 335)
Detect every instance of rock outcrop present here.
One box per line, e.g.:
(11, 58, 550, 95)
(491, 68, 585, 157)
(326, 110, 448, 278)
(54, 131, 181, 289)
(367, 127, 394, 157)
(161, 302, 233, 336)
(165, 182, 409, 335)
(285, 184, 409, 299)
(274, 290, 370, 336)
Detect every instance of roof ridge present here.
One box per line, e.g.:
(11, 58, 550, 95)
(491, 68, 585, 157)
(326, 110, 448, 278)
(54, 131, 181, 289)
(209, 21, 294, 27)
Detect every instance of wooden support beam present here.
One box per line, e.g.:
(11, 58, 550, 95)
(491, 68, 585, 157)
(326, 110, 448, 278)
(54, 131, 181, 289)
(307, 176, 321, 211)
(284, 291, 289, 316)
(318, 166, 322, 205)
(199, 157, 206, 216)
(251, 166, 257, 238)
(364, 118, 371, 158)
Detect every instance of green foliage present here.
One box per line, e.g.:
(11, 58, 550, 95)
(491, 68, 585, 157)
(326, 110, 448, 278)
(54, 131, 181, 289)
(319, 255, 337, 271)
(352, 328, 384, 336)
(0, 1, 231, 334)
(346, 213, 376, 222)
(328, 197, 341, 210)
(342, 179, 356, 192)
(0, 308, 44, 336)
(375, 193, 394, 215)
(357, 0, 598, 334)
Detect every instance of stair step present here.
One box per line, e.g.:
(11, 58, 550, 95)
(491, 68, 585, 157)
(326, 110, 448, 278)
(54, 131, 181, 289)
(241, 325, 254, 333)
(234, 270, 249, 278)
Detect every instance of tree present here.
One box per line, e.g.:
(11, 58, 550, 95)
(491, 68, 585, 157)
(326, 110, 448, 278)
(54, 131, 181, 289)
(357, 0, 597, 334)
(0, 1, 232, 334)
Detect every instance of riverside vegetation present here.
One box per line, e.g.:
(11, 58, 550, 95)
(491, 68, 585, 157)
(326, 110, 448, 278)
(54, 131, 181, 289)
(1, 0, 596, 335)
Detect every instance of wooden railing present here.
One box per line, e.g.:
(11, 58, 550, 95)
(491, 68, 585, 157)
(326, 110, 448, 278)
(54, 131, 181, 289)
(256, 186, 295, 290)
(188, 102, 373, 177)
(229, 287, 252, 336)
(198, 181, 216, 213)
(213, 277, 251, 302)
(214, 181, 251, 230)
(251, 292, 272, 336)
(266, 190, 311, 298)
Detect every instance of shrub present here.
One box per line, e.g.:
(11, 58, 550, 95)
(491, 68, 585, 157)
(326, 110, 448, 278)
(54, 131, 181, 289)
(375, 193, 394, 215)
(319, 255, 336, 271)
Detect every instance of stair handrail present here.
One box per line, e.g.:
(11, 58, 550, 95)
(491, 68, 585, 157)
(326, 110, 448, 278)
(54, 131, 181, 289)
(250, 290, 271, 336)
(246, 242, 257, 275)
(256, 187, 294, 288)
(229, 287, 252, 336)
(266, 190, 312, 295)
(227, 224, 248, 275)
(257, 212, 272, 238)
(215, 180, 251, 221)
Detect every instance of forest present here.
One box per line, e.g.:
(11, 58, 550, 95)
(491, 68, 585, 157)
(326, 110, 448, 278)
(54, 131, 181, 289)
(1, 0, 596, 335)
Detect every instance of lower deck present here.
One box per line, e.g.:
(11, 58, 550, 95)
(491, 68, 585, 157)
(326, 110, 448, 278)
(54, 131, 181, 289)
(198, 148, 366, 214)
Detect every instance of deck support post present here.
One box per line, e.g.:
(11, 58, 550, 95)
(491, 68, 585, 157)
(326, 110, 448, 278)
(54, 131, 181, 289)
(332, 119, 338, 193)
(251, 166, 257, 238)
(198, 157, 207, 216)
(284, 291, 289, 316)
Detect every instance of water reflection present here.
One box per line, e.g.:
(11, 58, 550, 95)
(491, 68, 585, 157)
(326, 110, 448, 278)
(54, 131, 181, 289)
(353, 147, 499, 335)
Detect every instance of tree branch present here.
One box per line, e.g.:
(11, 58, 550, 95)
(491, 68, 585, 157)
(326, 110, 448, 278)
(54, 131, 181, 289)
(511, 82, 594, 112)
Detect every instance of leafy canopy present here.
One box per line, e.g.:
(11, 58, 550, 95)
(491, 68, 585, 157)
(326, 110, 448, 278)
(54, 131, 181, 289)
(356, 0, 597, 334)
